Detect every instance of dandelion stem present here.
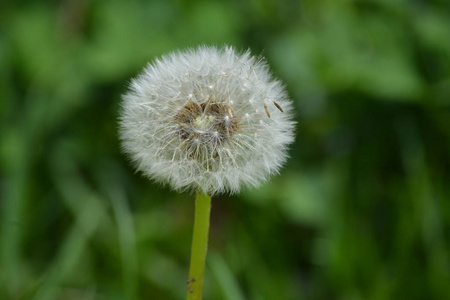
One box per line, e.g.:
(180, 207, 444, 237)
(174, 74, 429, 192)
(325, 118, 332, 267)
(186, 192, 212, 300)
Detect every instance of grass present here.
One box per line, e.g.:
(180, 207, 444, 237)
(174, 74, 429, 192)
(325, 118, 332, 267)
(1, 0, 450, 299)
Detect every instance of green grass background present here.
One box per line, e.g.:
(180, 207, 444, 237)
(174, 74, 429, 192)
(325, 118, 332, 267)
(1, 0, 450, 299)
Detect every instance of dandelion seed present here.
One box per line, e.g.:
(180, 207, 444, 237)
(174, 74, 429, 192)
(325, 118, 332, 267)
(119, 45, 295, 195)
(273, 100, 284, 113)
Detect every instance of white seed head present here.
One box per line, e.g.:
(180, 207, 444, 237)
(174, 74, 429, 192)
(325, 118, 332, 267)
(119, 45, 295, 195)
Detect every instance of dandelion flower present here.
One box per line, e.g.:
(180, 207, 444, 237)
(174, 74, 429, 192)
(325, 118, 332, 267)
(119, 45, 295, 195)
(119, 45, 295, 299)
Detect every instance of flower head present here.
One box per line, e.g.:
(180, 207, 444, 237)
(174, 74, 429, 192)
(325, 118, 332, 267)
(119, 46, 295, 195)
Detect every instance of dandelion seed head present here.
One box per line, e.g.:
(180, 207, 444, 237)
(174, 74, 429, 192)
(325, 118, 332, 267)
(119, 45, 295, 195)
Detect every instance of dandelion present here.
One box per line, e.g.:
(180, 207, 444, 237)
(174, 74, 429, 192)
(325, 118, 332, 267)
(119, 45, 295, 299)
(119, 46, 295, 195)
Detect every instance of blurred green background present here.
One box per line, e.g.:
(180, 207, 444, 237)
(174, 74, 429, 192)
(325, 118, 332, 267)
(1, 0, 450, 299)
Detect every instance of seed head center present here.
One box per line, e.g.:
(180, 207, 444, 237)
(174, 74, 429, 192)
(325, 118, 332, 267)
(194, 115, 215, 130)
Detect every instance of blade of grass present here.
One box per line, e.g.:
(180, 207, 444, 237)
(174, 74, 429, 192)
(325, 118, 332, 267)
(208, 251, 245, 300)
(96, 164, 139, 300)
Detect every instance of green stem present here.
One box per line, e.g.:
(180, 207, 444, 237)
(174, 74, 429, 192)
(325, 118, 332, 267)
(186, 192, 212, 300)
